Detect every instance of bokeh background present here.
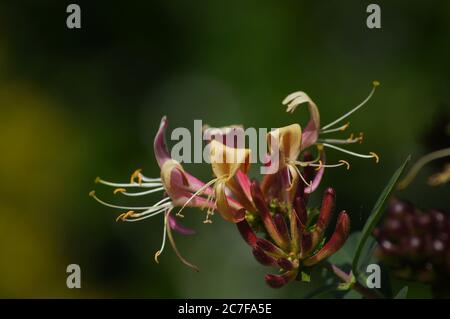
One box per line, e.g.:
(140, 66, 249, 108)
(0, 0, 448, 298)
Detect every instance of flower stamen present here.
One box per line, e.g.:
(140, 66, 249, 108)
(317, 132, 364, 145)
(176, 178, 218, 217)
(89, 191, 154, 210)
(321, 81, 380, 131)
(116, 210, 136, 222)
(154, 213, 168, 263)
(165, 210, 199, 271)
(321, 143, 379, 163)
(122, 204, 173, 222)
(95, 177, 162, 188)
(307, 159, 350, 171)
(113, 188, 127, 194)
(320, 122, 350, 134)
(114, 187, 165, 197)
(130, 169, 143, 185)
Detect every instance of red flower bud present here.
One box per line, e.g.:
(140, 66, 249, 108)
(265, 270, 297, 288)
(294, 196, 308, 225)
(317, 187, 336, 231)
(251, 180, 288, 249)
(311, 187, 336, 247)
(302, 231, 313, 255)
(253, 247, 277, 266)
(277, 258, 294, 271)
(274, 213, 290, 243)
(256, 238, 287, 257)
(236, 218, 257, 247)
(304, 211, 350, 266)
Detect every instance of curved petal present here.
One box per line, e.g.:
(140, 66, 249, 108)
(267, 124, 302, 162)
(154, 116, 171, 167)
(304, 148, 326, 194)
(282, 91, 320, 150)
(203, 125, 245, 148)
(210, 139, 251, 179)
(301, 121, 320, 151)
(215, 181, 246, 223)
(168, 213, 196, 235)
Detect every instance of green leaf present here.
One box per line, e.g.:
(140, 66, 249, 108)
(343, 289, 362, 299)
(352, 156, 411, 280)
(394, 286, 408, 299)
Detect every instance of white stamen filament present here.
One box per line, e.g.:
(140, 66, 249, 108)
(322, 143, 379, 161)
(153, 197, 172, 206)
(118, 187, 165, 197)
(176, 178, 218, 217)
(320, 122, 350, 134)
(154, 212, 168, 263)
(307, 160, 350, 170)
(96, 177, 162, 188)
(291, 163, 312, 188)
(89, 191, 153, 210)
(139, 174, 162, 182)
(124, 204, 173, 222)
(317, 137, 361, 145)
(321, 81, 379, 131)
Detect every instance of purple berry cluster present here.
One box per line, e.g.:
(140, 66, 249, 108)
(374, 198, 450, 288)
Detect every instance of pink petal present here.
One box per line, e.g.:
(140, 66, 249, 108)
(153, 116, 171, 167)
(304, 148, 326, 194)
(168, 212, 196, 235)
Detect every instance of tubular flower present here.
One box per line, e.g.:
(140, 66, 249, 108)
(237, 183, 350, 288)
(255, 82, 381, 207)
(207, 140, 252, 222)
(91, 83, 378, 278)
(91, 117, 223, 270)
(282, 81, 380, 165)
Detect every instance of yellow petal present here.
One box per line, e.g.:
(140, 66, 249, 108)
(268, 124, 302, 162)
(214, 181, 245, 223)
(209, 139, 251, 180)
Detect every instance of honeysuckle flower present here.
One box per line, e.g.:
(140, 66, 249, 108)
(90, 83, 378, 280)
(237, 183, 350, 288)
(247, 82, 379, 209)
(91, 117, 221, 270)
(282, 81, 380, 165)
(264, 124, 334, 201)
(206, 139, 253, 222)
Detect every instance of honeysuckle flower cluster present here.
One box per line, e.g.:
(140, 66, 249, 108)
(91, 82, 380, 286)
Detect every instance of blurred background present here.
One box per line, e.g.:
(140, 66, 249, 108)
(0, 0, 448, 298)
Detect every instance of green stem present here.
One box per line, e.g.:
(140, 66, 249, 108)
(325, 262, 383, 299)
(397, 147, 450, 190)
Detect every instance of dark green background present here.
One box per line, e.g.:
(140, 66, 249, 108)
(0, 0, 448, 297)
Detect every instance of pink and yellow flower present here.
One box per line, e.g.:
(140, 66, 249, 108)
(91, 82, 380, 286)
